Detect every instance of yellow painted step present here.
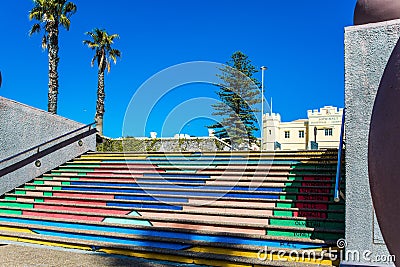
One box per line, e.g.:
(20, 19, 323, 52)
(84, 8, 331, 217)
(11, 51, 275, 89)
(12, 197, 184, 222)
(0, 235, 92, 251)
(99, 248, 250, 267)
(187, 246, 334, 266)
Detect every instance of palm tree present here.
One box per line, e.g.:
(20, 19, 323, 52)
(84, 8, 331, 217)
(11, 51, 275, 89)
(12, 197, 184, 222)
(29, 0, 77, 114)
(83, 28, 121, 136)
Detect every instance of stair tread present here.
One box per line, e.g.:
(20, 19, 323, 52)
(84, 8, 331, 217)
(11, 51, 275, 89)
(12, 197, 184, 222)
(0, 203, 345, 222)
(12, 188, 344, 204)
(3, 195, 345, 214)
(41, 174, 338, 182)
(31, 179, 337, 188)
(0, 215, 339, 243)
(0, 206, 346, 231)
(0, 150, 344, 267)
(22, 183, 336, 196)
(0, 230, 336, 267)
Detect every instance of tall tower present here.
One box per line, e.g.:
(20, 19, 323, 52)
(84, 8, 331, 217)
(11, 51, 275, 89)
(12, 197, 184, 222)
(263, 113, 281, 151)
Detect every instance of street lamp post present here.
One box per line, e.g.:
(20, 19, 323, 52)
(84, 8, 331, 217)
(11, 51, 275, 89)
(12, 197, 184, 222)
(260, 66, 267, 150)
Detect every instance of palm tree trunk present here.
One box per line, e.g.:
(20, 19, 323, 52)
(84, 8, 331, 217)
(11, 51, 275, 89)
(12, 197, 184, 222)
(95, 69, 105, 135)
(47, 22, 59, 114)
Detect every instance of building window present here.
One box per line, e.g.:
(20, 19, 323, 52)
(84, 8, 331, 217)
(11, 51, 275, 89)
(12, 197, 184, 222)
(284, 131, 290, 139)
(325, 128, 333, 136)
(299, 130, 305, 138)
(269, 130, 272, 135)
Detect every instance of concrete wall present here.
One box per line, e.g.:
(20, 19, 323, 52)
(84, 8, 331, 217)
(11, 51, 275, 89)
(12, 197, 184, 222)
(344, 19, 400, 266)
(0, 97, 96, 195)
(97, 137, 232, 152)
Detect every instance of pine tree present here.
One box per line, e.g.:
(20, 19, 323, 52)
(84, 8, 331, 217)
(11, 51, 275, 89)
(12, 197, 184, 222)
(208, 51, 261, 150)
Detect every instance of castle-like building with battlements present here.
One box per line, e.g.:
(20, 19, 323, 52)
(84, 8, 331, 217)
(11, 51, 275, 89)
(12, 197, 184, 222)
(262, 106, 344, 151)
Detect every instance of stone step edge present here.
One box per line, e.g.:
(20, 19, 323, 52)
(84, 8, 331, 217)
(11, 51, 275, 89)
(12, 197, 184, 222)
(0, 205, 346, 226)
(4, 194, 345, 214)
(56, 165, 337, 172)
(48, 171, 337, 178)
(41, 174, 339, 182)
(9, 189, 340, 204)
(85, 150, 338, 155)
(32, 179, 338, 189)
(0, 223, 340, 251)
(83, 152, 339, 157)
(0, 193, 344, 207)
(67, 162, 338, 168)
(22, 183, 336, 196)
(0, 203, 345, 222)
(84, 151, 339, 157)
(0, 226, 337, 258)
(0, 230, 337, 267)
(0, 215, 338, 245)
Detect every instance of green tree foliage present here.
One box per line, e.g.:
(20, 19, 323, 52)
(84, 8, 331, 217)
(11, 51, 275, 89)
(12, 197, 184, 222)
(208, 51, 261, 150)
(29, 0, 77, 114)
(83, 28, 121, 136)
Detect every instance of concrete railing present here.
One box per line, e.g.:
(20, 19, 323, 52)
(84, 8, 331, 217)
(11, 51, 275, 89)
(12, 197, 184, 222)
(0, 97, 97, 195)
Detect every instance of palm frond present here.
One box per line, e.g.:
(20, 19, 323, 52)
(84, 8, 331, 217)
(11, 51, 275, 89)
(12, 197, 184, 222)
(59, 15, 71, 30)
(109, 33, 120, 41)
(64, 2, 77, 17)
(109, 49, 121, 64)
(29, 0, 77, 26)
(29, 23, 42, 35)
(83, 40, 98, 49)
(84, 28, 121, 70)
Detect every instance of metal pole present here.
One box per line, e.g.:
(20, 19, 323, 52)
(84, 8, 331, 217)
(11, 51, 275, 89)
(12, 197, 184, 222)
(260, 66, 267, 150)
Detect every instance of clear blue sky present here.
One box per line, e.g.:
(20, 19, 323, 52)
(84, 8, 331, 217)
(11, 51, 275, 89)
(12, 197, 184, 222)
(0, 1, 356, 138)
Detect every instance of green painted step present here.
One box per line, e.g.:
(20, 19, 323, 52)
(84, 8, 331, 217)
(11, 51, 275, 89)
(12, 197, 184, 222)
(266, 230, 342, 240)
(0, 202, 33, 209)
(269, 219, 344, 230)
(24, 185, 35, 189)
(0, 209, 22, 215)
(273, 211, 293, 217)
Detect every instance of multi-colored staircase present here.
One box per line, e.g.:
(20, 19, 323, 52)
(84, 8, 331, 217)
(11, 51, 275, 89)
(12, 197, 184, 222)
(0, 150, 344, 266)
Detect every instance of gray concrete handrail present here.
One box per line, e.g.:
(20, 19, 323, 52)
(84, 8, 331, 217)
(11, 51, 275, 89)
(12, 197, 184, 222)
(0, 122, 96, 177)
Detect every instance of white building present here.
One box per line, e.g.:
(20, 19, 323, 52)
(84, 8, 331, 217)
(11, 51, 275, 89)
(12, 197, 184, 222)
(263, 106, 344, 151)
